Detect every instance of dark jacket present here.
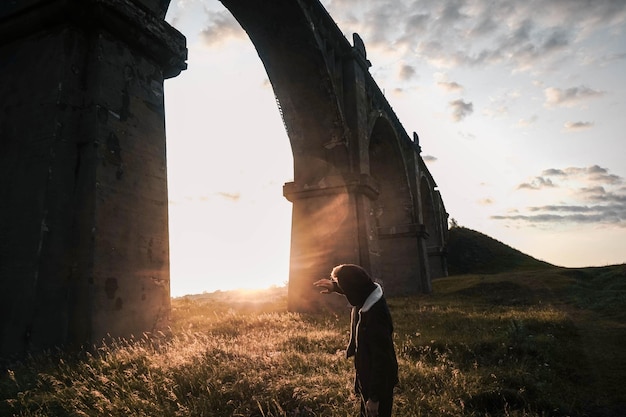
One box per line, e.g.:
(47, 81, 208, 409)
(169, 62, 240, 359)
(330, 264, 399, 402)
(348, 296, 399, 401)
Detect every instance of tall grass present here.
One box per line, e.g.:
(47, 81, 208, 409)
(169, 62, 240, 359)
(1, 267, 624, 416)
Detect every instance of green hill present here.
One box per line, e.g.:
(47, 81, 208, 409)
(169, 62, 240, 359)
(446, 226, 553, 275)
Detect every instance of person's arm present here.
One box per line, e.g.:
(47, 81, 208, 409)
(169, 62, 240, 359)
(313, 278, 343, 294)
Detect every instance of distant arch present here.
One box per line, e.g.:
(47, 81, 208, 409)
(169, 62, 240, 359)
(368, 116, 421, 294)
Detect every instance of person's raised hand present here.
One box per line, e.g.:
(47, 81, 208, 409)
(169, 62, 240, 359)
(313, 278, 334, 294)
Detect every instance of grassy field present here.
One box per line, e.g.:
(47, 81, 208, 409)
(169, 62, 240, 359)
(1, 265, 625, 416)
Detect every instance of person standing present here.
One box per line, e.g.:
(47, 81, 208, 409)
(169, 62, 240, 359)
(314, 264, 399, 417)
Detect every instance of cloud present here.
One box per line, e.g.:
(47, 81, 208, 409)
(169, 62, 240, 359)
(536, 166, 620, 190)
(491, 211, 624, 225)
(494, 165, 626, 227)
(564, 121, 594, 132)
(596, 52, 626, 66)
(544, 165, 623, 185)
(468, 15, 498, 37)
(401, 12, 431, 37)
(422, 155, 438, 163)
(527, 204, 593, 213)
(398, 63, 418, 81)
(199, 10, 245, 46)
(541, 168, 565, 176)
(483, 104, 508, 119)
(544, 86, 605, 108)
(517, 115, 538, 128)
(449, 99, 473, 121)
(579, 187, 626, 204)
(404, 8, 576, 71)
(327, 0, 626, 77)
(458, 131, 476, 140)
(437, 80, 463, 93)
(216, 192, 241, 202)
(517, 176, 556, 190)
(434, 72, 463, 93)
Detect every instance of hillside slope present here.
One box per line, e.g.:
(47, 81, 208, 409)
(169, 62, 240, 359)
(446, 226, 553, 275)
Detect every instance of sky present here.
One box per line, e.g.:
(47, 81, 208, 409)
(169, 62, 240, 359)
(163, 0, 626, 297)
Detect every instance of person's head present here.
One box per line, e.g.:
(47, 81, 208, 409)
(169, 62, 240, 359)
(331, 264, 377, 306)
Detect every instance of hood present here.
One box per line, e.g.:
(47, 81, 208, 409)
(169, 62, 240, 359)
(332, 264, 377, 307)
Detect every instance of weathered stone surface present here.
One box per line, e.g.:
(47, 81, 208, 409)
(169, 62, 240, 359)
(0, 0, 185, 357)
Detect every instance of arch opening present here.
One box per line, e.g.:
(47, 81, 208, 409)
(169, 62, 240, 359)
(369, 117, 421, 294)
(163, 19, 294, 296)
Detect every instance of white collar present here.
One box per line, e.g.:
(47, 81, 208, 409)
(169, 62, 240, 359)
(360, 283, 383, 313)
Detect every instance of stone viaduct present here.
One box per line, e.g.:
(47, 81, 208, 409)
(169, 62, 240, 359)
(0, 0, 448, 357)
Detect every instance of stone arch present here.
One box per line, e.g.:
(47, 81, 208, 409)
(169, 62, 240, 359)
(222, 0, 350, 185)
(368, 116, 421, 294)
(369, 115, 411, 230)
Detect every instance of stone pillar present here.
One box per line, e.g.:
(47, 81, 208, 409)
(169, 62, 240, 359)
(283, 174, 378, 312)
(0, 0, 186, 357)
(416, 226, 433, 293)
